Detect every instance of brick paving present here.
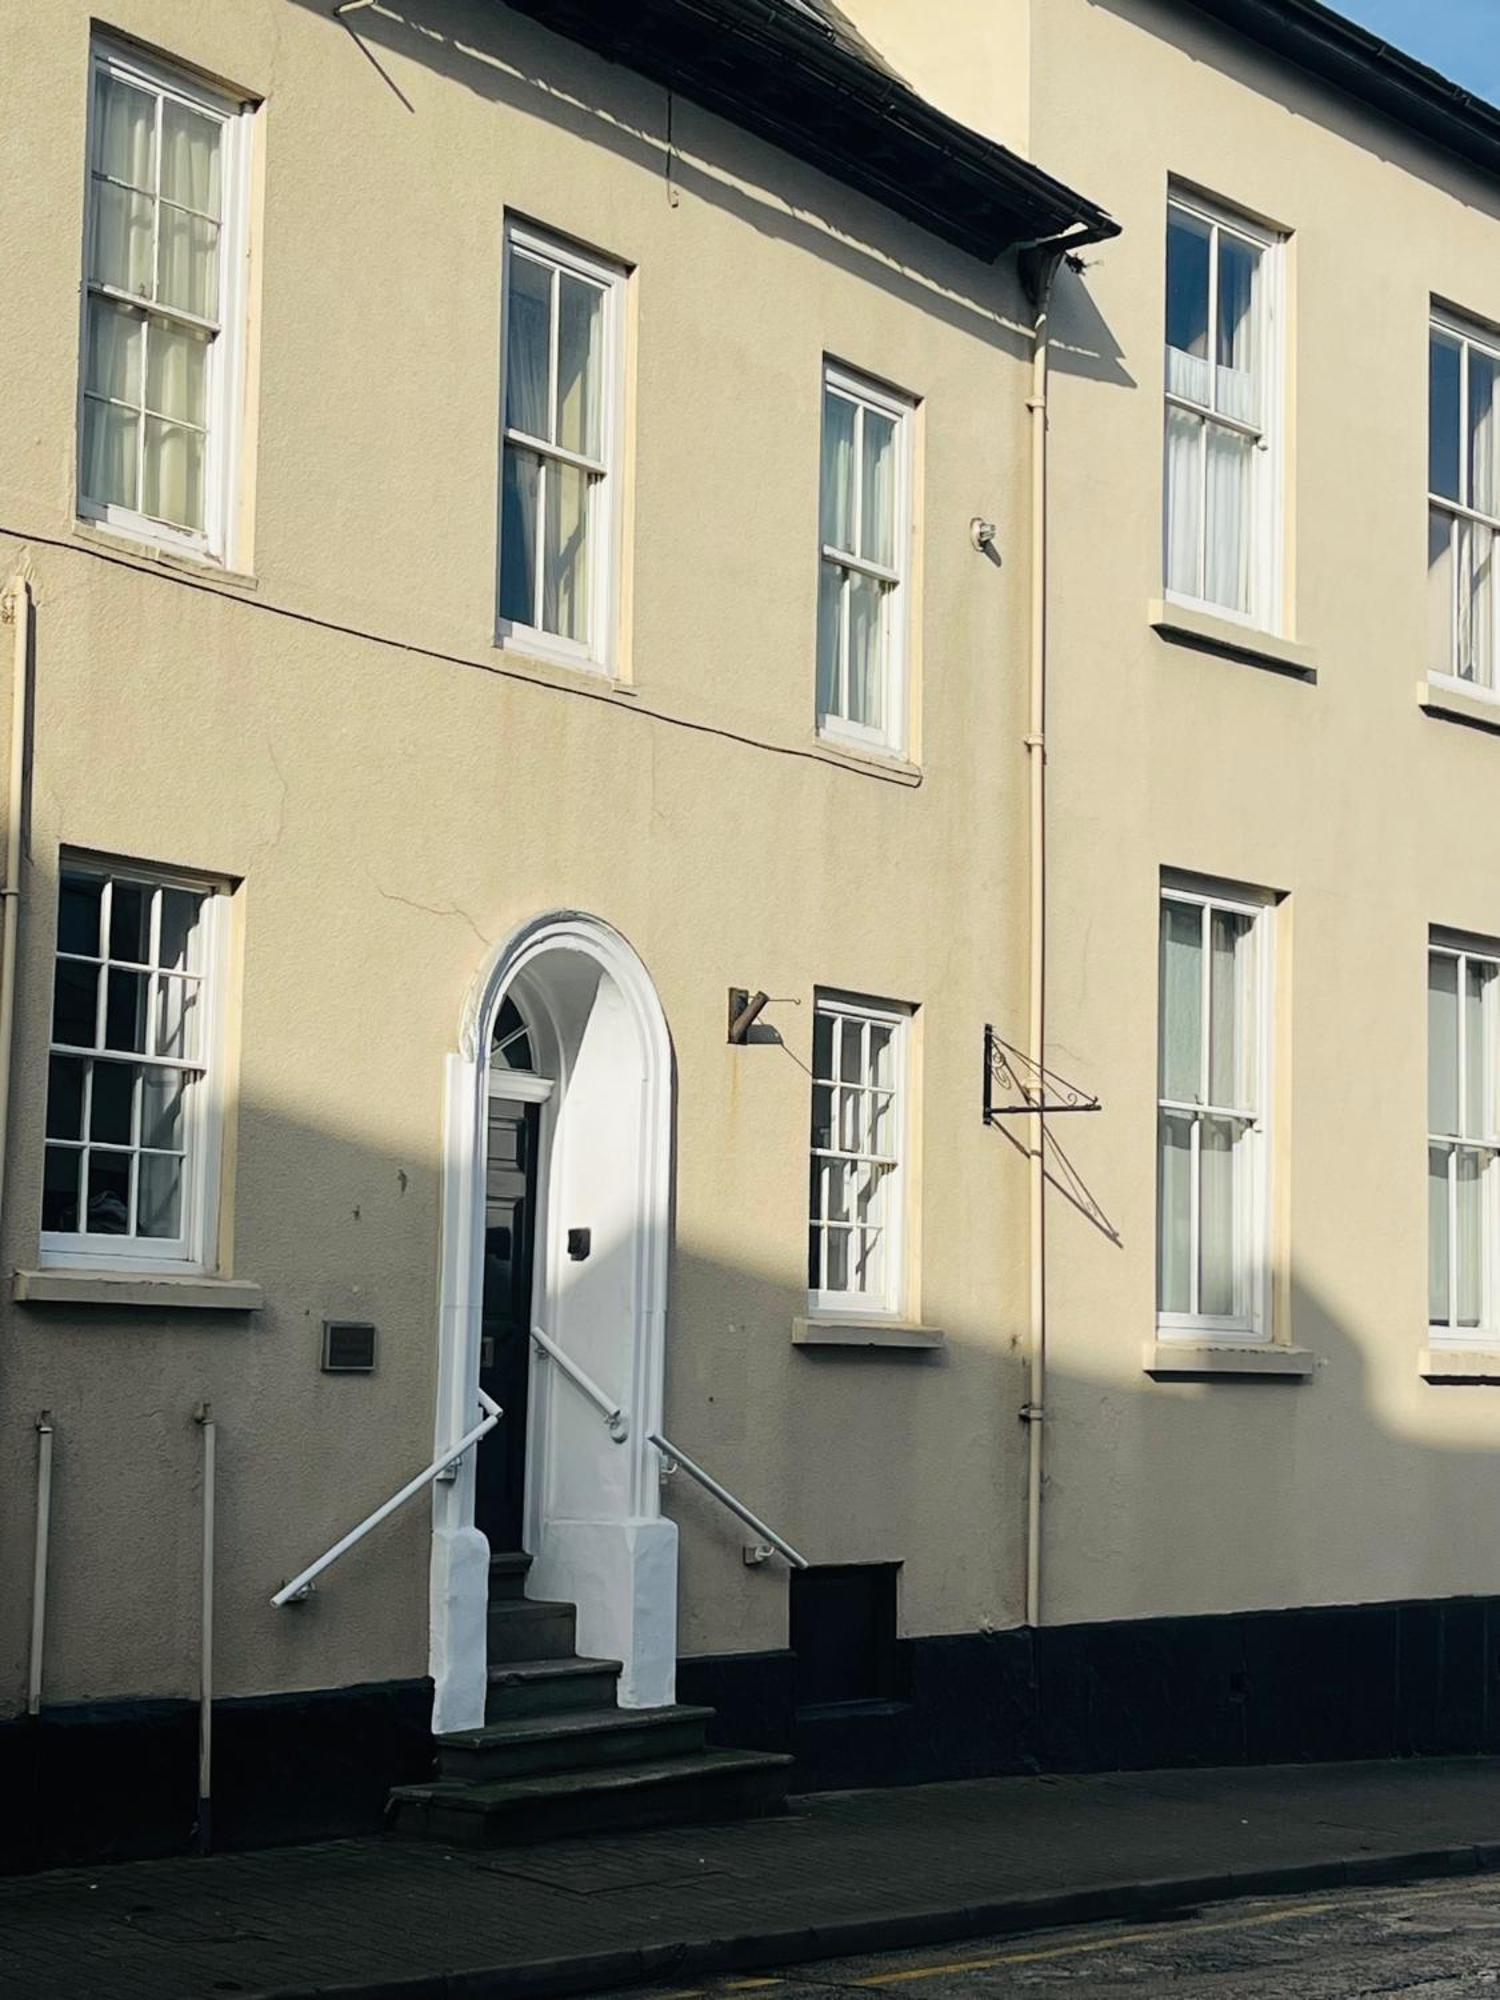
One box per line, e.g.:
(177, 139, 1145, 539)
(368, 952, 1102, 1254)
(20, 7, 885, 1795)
(5, 1758, 1500, 1999)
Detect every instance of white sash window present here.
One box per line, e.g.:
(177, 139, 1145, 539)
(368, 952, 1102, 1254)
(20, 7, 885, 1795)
(1428, 315, 1500, 694)
(1428, 939, 1500, 1343)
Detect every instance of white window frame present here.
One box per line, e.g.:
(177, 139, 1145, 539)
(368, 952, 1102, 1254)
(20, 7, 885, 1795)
(1428, 309, 1500, 700)
(1156, 880, 1274, 1343)
(41, 860, 230, 1275)
(817, 362, 914, 758)
(78, 39, 252, 565)
(807, 991, 911, 1320)
(1162, 189, 1285, 635)
(496, 219, 626, 675)
(1427, 933, 1500, 1348)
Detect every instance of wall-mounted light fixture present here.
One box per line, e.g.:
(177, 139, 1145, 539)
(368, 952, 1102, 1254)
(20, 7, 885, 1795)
(727, 988, 770, 1044)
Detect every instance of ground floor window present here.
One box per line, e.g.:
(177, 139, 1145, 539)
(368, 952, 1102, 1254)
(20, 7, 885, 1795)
(1429, 936, 1500, 1342)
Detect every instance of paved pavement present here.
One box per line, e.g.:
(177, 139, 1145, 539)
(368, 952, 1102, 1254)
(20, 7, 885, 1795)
(7, 1757, 1500, 1999)
(652, 1875, 1500, 1996)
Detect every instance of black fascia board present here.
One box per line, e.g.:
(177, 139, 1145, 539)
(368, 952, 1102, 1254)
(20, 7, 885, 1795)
(497, 0, 1119, 260)
(1183, 0, 1500, 182)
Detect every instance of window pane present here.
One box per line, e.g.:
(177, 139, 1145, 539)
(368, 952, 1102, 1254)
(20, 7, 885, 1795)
(138, 1153, 183, 1238)
(556, 273, 602, 460)
(505, 252, 552, 440)
(824, 1225, 850, 1293)
(1430, 332, 1463, 502)
(43, 1146, 81, 1233)
(1465, 959, 1494, 1140)
(1165, 207, 1211, 363)
(542, 460, 590, 643)
(1429, 506, 1456, 678)
(821, 390, 856, 552)
(52, 960, 99, 1048)
(847, 571, 884, 732)
(146, 319, 208, 426)
(1471, 347, 1500, 520)
(81, 398, 140, 512)
(105, 968, 150, 1053)
(1215, 231, 1262, 425)
(837, 1085, 861, 1152)
(1456, 1149, 1484, 1327)
(109, 880, 151, 963)
(813, 1008, 834, 1082)
(1163, 406, 1202, 598)
(870, 1090, 895, 1158)
(46, 1056, 85, 1141)
(860, 409, 897, 568)
(92, 180, 154, 295)
(1429, 1143, 1452, 1326)
(59, 875, 103, 957)
(86, 297, 144, 402)
(90, 1059, 136, 1144)
(1204, 424, 1253, 615)
(85, 1149, 131, 1235)
(157, 208, 219, 319)
(1458, 516, 1496, 688)
(1209, 909, 1252, 1108)
(854, 1228, 883, 1299)
(94, 72, 156, 189)
(1157, 1111, 1192, 1314)
(868, 1022, 894, 1090)
(141, 1066, 187, 1151)
(1159, 899, 1202, 1103)
(158, 889, 204, 973)
(1199, 1116, 1237, 1317)
(825, 1159, 850, 1224)
(160, 101, 221, 218)
(817, 562, 843, 720)
(154, 975, 200, 1061)
(811, 1083, 833, 1150)
(499, 447, 540, 627)
(839, 1016, 862, 1085)
(142, 416, 205, 531)
(1429, 953, 1460, 1135)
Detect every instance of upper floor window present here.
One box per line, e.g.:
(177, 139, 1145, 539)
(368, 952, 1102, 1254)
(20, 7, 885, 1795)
(1163, 193, 1282, 629)
(817, 364, 912, 756)
(497, 222, 624, 672)
(1157, 881, 1272, 1339)
(80, 41, 250, 562)
(43, 863, 229, 1271)
(808, 993, 910, 1317)
(1428, 937, 1500, 1342)
(1428, 313, 1500, 694)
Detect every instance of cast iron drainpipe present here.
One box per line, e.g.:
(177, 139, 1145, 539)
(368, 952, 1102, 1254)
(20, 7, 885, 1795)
(1012, 221, 1115, 1632)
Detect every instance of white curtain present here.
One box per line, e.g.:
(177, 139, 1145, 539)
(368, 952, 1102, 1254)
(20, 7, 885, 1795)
(505, 254, 551, 440)
(543, 461, 590, 644)
(556, 273, 601, 460)
(820, 390, 855, 552)
(1198, 1119, 1236, 1317)
(1204, 424, 1252, 614)
(1429, 954, 1459, 1136)
(860, 408, 895, 567)
(1163, 406, 1202, 599)
(1429, 507, 1456, 679)
(1158, 1114, 1192, 1314)
(1429, 1143, 1451, 1326)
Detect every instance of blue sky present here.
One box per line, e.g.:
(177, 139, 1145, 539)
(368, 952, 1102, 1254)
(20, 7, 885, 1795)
(1336, 0, 1500, 108)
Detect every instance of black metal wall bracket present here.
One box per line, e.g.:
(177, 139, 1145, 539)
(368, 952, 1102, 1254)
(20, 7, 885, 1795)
(984, 1024, 1101, 1124)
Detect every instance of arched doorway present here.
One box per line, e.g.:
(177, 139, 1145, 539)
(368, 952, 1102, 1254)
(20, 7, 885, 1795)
(429, 914, 675, 1733)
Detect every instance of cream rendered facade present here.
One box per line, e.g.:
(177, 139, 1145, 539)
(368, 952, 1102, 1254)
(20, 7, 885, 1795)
(838, 0, 1500, 1636)
(0, 0, 1114, 1858)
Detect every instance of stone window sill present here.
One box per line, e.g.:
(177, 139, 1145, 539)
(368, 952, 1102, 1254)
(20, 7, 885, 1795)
(1417, 679, 1500, 734)
(14, 1269, 264, 1312)
(1149, 599, 1316, 681)
(1420, 1347, 1500, 1383)
(1145, 1340, 1315, 1379)
(793, 1317, 945, 1350)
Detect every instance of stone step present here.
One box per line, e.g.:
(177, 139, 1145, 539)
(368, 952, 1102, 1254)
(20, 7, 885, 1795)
(485, 1655, 622, 1721)
(389, 1746, 793, 1846)
(486, 1596, 576, 1663)
(488, 1551, 533, 1602)
(437, 1703, 712, 1783)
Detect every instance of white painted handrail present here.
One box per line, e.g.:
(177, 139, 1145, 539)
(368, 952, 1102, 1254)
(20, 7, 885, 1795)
(648, 1431, 809, 1569)
(272, 1389, 501, 1606)
(531, 1326, 629, 1442)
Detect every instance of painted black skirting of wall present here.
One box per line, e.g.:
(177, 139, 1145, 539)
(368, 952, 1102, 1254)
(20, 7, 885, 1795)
(679, 1594, 1500, 1795)
(0, 1678, 434, 1874)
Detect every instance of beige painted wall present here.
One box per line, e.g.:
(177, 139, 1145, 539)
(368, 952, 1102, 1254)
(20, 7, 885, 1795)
(0, 0, 1038, 1712)
(848, 0, 1500, 1627)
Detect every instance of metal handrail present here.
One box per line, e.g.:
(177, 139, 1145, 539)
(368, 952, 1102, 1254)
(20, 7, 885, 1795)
(648, 1431, 808, 1569)
(531, 1326, 629, 1442)
(271, 1389, 502, 1606)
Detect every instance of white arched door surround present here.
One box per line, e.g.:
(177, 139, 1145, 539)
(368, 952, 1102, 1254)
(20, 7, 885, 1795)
(429, 912, 676, 1733)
